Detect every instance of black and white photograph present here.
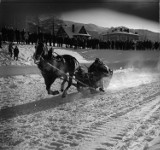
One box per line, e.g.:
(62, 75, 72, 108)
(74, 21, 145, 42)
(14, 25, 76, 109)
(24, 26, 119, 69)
(0, 0, 160, 149)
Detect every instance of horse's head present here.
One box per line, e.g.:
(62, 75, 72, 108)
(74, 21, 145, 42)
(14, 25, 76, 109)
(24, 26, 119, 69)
(33, 41, 44, 64)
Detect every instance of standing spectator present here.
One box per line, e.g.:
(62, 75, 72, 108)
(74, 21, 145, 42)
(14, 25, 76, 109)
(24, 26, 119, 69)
(14, 45, 19, 60)
(21, 29, 25, 43)
(38, 31, 43, 42)
(10, 27, 14, 42)
(2, 26, 7, 42)
(29, 33, 34, 44)
(8, 27, 14, 42)
(15, 28, 20, 44)
(8, 42, 13, 57)
(43, 42, 48, 59)
(0, 32, 2, 48)
(24, 31, 29, 44)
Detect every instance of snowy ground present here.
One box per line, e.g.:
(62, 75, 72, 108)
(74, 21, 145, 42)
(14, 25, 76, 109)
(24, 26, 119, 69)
(0, 44, 90, 66)
(0, 44, 160, 150)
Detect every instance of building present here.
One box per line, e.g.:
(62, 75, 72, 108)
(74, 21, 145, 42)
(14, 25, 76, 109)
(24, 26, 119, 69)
(56, 24, 91, 40)
(102, 27, 139, 41)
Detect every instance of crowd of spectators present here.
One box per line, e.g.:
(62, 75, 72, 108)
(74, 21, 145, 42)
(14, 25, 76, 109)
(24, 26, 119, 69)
(62, 38, 159, 50)
(0, 26, 159, 51)
(98, 40, 160, 50)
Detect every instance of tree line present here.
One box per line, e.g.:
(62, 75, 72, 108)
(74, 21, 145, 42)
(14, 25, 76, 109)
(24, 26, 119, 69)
(0, 26, 159, 50)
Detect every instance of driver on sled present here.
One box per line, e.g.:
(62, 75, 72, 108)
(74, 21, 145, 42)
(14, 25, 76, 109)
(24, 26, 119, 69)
(88, 58, 105, 92)
(88, 58, 101, 73)
(76, 58, 102, 83)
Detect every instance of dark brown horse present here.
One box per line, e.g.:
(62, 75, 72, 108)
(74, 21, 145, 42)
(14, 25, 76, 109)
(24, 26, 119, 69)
(75, 58, 113, 93)
(33, 42, 79, 98)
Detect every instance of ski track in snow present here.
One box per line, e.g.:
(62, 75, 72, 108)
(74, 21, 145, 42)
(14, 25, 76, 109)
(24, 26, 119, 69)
(0, 44, 160, 150)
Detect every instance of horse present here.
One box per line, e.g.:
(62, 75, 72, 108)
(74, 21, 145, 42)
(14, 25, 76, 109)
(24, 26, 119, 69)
(75, 58, 113, 93)
(33, 41, 79, 98)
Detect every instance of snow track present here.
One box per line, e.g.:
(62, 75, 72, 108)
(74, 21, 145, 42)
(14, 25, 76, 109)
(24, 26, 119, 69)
(0, 44, 160, 150)
(0, 68, 160, 150)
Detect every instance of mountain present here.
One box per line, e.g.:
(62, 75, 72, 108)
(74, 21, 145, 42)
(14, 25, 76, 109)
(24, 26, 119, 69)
(63, 20, 109, 34)
(25, 15, 159, 42)
(134, 29, 159, 42)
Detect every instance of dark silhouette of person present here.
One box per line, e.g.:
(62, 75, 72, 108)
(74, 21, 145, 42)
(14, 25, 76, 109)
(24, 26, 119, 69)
(21, 29, 25, 43)
(15, 28, 20, 44)
(8, 42, 13, 57)
(0, 32, 2, 48)
(14, 45, 19, 60)
(88, 58, 105, 92)
(48, 47, 54, 59)
(88, 58, 101, 73)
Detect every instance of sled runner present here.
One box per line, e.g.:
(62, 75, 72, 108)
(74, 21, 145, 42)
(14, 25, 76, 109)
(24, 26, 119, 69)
(75, 58, 113, 93)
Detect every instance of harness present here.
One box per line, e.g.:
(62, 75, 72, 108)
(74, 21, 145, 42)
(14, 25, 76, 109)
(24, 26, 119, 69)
(33, 45, 106, 91)
(34, 49, 96, 90)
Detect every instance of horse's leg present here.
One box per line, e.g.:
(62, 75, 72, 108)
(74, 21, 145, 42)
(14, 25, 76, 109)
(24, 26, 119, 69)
(77, 82, 81, 92)
(99, 78, 105, 92)
(60, 75, 68, 92)
(43, 75, 59, 95)
(62, 73, 73, 98)
(99, 87, 105, 92)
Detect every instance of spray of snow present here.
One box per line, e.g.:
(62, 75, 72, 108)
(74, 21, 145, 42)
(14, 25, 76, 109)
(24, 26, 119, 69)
(157, 55, 160, 72)
(106, 68, 158, 91)
(105, 53, 160, 91)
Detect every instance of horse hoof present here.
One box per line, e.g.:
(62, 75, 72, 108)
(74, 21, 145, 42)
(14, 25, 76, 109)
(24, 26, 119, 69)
(53, 90, 60, 95)
(62, 92, 67, 98)
(77, 88, 81, 92)
(99, 88, 105, 92)
(62, 94, 66, 98)
(48, 90, 59, 95)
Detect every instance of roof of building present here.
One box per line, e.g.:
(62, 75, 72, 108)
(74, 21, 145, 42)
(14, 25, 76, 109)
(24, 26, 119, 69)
(58, 25, 91, 38)
(102, 26, 139, 36)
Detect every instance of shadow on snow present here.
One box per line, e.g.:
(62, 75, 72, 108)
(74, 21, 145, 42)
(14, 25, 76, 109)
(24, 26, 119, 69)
(0, 91, 84, 120)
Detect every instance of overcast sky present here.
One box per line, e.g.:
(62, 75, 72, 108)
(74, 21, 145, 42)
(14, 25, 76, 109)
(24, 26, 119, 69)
(0, 0, 159, 32)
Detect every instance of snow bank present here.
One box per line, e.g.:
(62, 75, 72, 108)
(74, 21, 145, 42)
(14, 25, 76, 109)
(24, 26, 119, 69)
(54, 49, 91, 64)
(0, 44, 90, 66)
